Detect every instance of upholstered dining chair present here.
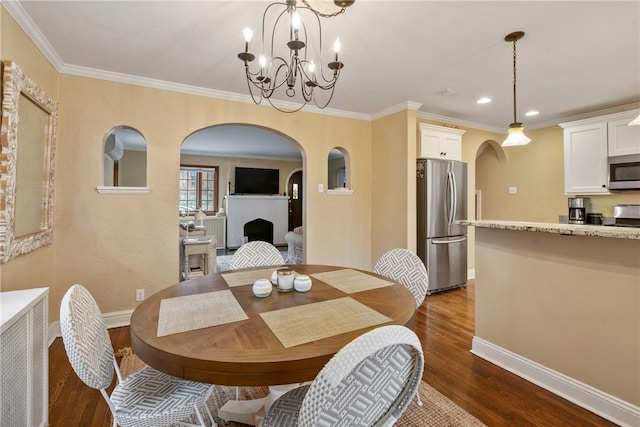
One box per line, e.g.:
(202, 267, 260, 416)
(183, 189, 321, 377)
(60, 284, 214, 427)
(374, 248, 429, 308)
(262, 325, 424, 427)
(229, 240, 285, 270)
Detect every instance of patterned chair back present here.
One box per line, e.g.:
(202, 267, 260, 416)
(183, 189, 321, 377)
(299, 325, 424, 426)
(229, 241, 285, 270)
(374, 248, 428, 308)
(60, 284, 115, 390)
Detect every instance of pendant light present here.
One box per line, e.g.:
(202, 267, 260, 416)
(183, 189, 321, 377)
(629, 113, 640, 126)
(502, 31, 531, 147)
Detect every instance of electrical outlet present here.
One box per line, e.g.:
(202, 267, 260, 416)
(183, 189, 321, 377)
(508, 186, 517, 194)
(136, 289, 145, 301)
(318, 183, 324, 192)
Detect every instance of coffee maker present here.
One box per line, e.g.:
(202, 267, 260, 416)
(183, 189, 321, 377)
(568, 197, 591, 224)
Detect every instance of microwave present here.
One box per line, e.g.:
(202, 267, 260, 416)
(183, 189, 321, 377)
(608, 154, 640, 190)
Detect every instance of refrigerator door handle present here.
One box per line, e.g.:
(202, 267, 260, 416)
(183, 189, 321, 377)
(450, 168, 457, 222)
(446, 169, 456, 225)
(432, 236, 467, 244)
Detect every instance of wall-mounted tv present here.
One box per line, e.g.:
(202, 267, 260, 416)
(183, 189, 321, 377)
(234, 167, 279, 195)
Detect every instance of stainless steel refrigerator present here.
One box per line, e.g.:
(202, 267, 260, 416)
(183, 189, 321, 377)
(416, 158, 468, 295)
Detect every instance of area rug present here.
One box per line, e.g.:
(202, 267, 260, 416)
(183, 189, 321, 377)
(117, 347, 485, 426)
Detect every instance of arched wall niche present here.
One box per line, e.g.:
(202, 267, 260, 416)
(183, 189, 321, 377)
(327, 146, 351, 192)
(98, 125, 148, 194)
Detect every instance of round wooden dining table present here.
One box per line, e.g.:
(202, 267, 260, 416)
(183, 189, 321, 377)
(129, 264, 417, 387)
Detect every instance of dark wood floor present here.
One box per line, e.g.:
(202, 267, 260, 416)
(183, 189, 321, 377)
(48, 280, 615, 426)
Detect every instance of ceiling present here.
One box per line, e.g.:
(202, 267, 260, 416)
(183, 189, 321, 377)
(7, 1, 640, 160)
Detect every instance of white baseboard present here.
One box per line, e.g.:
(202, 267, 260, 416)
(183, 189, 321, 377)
(467, 268, 475, 280)
(48, 309, 134, 347)
(471, 336, 640, 427)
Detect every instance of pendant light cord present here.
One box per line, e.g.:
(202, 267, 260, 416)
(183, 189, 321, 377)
(512, 38, 518, 124)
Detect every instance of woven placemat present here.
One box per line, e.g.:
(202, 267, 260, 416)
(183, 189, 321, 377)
(221, 268, 277, 287)
(260, 297, 391, 348)
(311, 268, 394, 293)
(157, 290, 248, 337)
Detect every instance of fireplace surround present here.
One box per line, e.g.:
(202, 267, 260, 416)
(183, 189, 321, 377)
(225, 195, 288, 249)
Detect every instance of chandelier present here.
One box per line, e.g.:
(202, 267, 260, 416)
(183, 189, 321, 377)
(502, 31, 531, 147)
(238, 0, 354, 113)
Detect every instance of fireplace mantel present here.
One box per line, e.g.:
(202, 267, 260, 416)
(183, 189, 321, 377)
(225, 195, 289, 249)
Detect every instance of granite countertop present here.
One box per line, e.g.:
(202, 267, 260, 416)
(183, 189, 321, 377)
(459, 219, 640, 240)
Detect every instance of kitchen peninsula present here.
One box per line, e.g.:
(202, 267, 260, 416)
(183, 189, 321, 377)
(460, 220, 639, 426)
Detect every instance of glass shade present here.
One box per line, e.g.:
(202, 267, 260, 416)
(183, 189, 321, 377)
(502, 125, 531, 147)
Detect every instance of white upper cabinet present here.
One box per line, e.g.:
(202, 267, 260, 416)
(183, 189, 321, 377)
(560, 110, 639, 194)
(607, 113, 640, 156)
(419, 123, 465, 161)
(562, 121, 609, 194)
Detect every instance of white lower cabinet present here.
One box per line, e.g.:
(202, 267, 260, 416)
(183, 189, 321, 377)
(0, 288, 49, 427)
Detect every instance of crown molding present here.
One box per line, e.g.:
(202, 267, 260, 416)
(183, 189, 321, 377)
(371, 101, 423, 120)
(60, 63, 370, 121)
(537, 102, 640, 130)
(3, 0, 65, 70)
(417, 111, 504, 134)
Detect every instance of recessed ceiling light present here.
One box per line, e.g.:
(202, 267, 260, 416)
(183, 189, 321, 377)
(476, 97, 492, 104)
(525, 110, 539, 117)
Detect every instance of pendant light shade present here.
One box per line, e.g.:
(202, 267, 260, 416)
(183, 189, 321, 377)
(502, 31, 531, 147)
(503, 124, 531, 147)
(629, 113, 640, 126)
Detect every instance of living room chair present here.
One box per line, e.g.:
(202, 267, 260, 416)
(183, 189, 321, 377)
(374, 248, 429, 308)
(262, 325, 424, 427)
(229, 240, 285, 270)
(60, 284, 214, 427)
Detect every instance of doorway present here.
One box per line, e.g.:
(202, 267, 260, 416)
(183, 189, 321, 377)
(288, 170, 303, 231)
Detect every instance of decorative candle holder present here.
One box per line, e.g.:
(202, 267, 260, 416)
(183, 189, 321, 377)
(294, 274, 312, 292)
(276, 267, 294, 292)
(253, 278, 273, 298)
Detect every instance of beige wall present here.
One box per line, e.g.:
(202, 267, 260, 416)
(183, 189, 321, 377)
(371, 109, 417, 265)
(477, 126, 640, 221)
(1, 7, 58, 296)
(49, 73, 372, 316)
(475, 227, 640, 405)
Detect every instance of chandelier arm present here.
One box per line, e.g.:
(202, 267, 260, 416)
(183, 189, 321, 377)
(266, 96, 307, 113)
(311, 85, 337, 110)
(299, 0, 348, 18)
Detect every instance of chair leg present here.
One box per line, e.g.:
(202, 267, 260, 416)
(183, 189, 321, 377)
(415, 392, 423, 407)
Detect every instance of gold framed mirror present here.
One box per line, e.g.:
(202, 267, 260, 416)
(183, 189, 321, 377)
(0, 60, 58, 263)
